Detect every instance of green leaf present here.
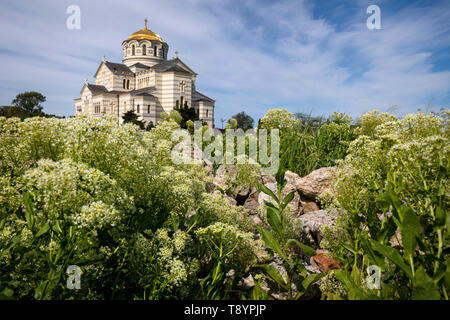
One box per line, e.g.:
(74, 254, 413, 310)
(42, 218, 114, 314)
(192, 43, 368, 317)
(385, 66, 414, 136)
(281, 190, 295, 209)
(287, 239, 316, 257)
(52, 220, 63, 235)
(35, 222, 50, 238)
(434, 206, 446, 229)
(369, 239, 412, 278)
(301, 273, 323, 292)
(258, 183, 279, 204)
(254, 264, 287, 290)
(412, 267, 441, 300)
(256, 226, 285, 259)
(266, 206, 283, 236)
(400, 208, 420, 259)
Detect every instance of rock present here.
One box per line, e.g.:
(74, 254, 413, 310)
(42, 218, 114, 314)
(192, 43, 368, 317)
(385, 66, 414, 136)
(242, 186, 259, 214)
(236, 187, 251, 205)
(260, 175, 276, 185)
(296, 210, 337, 247)
(238, 274, 255, 290)
(300, 200, 320, 214)
(295, 167, 335, 200)
(250, 214, 263, 229)
(226, 196, 237, 206)
(311, 251, 342, 273)
(205, 182, 216, 193)
(212, 164, 237, 191)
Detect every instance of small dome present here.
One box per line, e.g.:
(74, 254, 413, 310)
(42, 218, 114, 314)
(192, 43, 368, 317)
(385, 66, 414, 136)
(127, 19, 164, 42)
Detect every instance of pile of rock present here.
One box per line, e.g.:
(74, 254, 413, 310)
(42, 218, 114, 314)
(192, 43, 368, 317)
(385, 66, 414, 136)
(208, 165, 343, 299)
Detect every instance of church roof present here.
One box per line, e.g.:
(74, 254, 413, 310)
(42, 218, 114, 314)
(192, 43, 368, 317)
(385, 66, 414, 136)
(130, 62, 150, 69)
(129, 87, 157, 97)
(104, 61, 132, 74)
(193, 91, 215, 103)
(86, 84, 108, 94)
(152, 58, 197, 75)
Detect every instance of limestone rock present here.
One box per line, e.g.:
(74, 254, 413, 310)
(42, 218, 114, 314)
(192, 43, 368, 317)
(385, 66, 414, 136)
(212, 164, 237, 191)
(295, 167, 335, 200)
(296, 210, 337, 247)
(243, 188, 260, 215)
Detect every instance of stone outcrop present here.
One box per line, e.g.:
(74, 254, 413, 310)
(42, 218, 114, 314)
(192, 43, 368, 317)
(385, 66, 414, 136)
(291, 167, 335, 200)
(296, 209, 338, 247)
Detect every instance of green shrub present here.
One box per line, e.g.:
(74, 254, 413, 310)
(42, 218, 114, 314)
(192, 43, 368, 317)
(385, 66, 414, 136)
(323, 111, 449, 299)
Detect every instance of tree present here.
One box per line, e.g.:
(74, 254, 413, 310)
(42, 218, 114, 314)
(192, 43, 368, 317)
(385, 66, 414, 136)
(122, 110, 145, 129)
(229, 111, 254, 130)
(12, 91, 46, 114)
(174, 104, 199, 129)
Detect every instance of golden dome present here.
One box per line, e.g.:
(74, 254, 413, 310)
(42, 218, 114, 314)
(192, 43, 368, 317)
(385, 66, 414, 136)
(127, 19, 164, 42)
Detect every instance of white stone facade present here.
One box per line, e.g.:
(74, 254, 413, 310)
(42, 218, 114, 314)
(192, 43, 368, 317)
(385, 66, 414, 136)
(74, 22, 215, 127)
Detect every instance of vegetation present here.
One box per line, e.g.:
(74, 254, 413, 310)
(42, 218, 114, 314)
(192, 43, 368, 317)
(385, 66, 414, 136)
(0, 105, 448, 300)
(229, 111, 254, 130)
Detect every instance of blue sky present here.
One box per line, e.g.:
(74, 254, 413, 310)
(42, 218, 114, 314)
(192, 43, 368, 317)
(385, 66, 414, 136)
(0, 0, 449, 127)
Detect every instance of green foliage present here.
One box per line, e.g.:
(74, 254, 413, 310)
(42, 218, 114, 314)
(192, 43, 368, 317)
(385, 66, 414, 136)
(323, 110, 449, 300)
(0, 114, 254, 299)
(254, 182, 323, 299)
(122, 110, 145, 129)
(277, 111, 356, 180)
(229, 112, 254, 130)
(12, 91, 46, 114)
(258, 108, 298, 131)
(174, 104, 199, 129)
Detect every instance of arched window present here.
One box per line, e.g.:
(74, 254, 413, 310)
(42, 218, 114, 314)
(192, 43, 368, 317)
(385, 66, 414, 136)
(127, 80, 130, 89)
(123, 79, 126, 89)
(147, 105, 151, 113)
(154, 46, 157, 57)
(180, 96, 184, 108)
(137, 105, 140, 113)
(132, 45, 135, 55)
(206, 109, 209, 118)
(142, 44, 146, 55)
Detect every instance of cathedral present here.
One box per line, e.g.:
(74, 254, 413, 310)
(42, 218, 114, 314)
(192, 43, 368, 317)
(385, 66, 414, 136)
(74, 19, 215, 127)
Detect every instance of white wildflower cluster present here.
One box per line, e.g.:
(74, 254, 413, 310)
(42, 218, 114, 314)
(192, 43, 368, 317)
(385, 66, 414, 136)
(72, 201, 122, 229)
(195, 222, 260, 269)
(21, 158, 133, 222)
(326, 110, 449, 241)
(198, 192, 253, 232)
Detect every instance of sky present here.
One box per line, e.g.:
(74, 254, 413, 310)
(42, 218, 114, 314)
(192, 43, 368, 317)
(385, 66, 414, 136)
(0, 0, 449, 127)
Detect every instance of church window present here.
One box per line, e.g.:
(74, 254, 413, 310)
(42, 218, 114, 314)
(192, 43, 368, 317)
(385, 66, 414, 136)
(137, 105, 140, 113)
(127, 80, 130, 89)
(142, 45, 146, 55)
(154, 46, 157, 57)
(147, 105, 151, 113)
(132, 45, 135, 55)
(123, 79, 126, 89)
(176, 100, 179, 108)
(180, 96, 184, 108)
(206, 109, 209, 118)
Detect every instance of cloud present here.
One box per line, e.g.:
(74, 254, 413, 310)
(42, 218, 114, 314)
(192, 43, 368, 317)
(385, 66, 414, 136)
(0, 0, 449, 124)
